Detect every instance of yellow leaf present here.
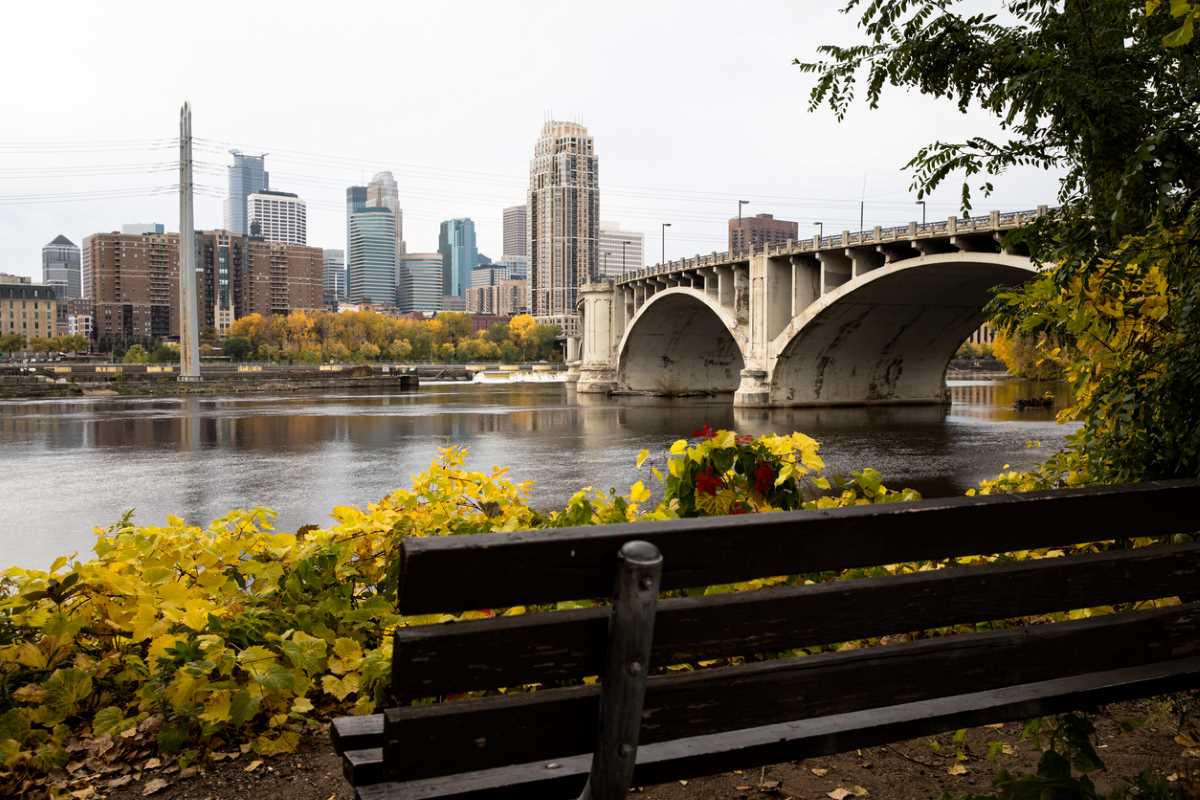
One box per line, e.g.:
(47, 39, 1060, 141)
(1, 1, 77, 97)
(629, 481, 651, 504)
(328, 638, 363, 675)
(200, 689, 232, 723)
(635, 449, 650, 468)
(291, 696, 314, 714)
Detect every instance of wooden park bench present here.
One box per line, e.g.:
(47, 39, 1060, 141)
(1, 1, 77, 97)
(332, 480, 1200, 799)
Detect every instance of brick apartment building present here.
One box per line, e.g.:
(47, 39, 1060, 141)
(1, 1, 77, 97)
(728, 213, 799, 254)
(82, 230, 323, 343)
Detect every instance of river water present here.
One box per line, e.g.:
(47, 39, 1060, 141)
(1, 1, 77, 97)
(0, 379, 1074, 570)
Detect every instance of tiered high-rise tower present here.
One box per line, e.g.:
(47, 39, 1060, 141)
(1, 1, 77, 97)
(527, 121, 598, 336)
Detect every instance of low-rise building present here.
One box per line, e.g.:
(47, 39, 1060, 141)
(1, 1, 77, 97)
(467, 279, 529, 316)
(0, 283, 58, 340)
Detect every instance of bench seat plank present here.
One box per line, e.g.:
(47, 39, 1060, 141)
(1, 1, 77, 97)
(397, 481, 1200, 614)
(353, 655, 1200, 797)
(382, 603, 1200, 781)
(392, 543, 1200, 700)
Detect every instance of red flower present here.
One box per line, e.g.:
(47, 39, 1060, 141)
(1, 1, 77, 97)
(731, 502, 749, 515)
(753, 461, 775, 495)
(736, 434, 754, 445)
(691, 424, 715, 439)
(694, 465, 722, 496)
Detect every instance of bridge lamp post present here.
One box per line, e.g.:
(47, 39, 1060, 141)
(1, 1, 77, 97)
(622, 240, 630, 279)
(813, 221, 823, 241)
(738, 200, 749, 220)
(916, 200, 926, 225)
(603, 251, 611, 279)
(661, 222, 671, 265)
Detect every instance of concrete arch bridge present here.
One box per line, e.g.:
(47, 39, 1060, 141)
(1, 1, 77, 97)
(572, 208, 1047, 407)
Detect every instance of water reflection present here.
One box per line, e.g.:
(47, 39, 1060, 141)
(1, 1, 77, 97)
(0, 379, 1077, 570)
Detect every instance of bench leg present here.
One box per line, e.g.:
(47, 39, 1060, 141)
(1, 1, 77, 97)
(578, 540, 663, 800)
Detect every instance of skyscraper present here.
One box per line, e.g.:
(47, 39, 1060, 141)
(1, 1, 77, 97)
(438, 218, 478, 299)
(503, 204, 527, 258)
(348, 207, 397, 307)
(397, 253, 443, 314)
(323, 248, 346, 308)
(367, 171, 405, 256)
(345, 185, 368, 289)
(597, 222, 645, 279)
(223, 151, 269, 236)
(247, 191, 307, 245)
(528, 121, 598, 336)
(42, 235, 81, 300)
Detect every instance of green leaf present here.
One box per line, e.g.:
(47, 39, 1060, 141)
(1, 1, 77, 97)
(91, 706, 128, 737)
(42, 668, 93, 718)
(280, 631, 327, 676)
(0, 709, 30, 744)
(1162, 14, 1194, 46)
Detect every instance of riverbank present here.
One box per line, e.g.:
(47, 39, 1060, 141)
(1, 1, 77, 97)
(0, 362, 574, 399)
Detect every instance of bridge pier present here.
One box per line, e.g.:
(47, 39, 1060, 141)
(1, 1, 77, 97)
(577, 283, 618, 394)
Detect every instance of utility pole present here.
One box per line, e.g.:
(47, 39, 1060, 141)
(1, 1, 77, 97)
(178, 102, 201, 382)
(661, 222, 671, 264)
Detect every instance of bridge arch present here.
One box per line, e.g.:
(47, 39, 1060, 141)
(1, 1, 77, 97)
(767, 252, 1036, 406)
(616, 288, 747, 395)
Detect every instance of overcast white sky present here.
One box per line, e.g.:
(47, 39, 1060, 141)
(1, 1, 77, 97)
(0, 0, 1061, 279)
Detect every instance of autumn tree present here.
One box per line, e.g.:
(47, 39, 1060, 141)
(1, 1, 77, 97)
(799, 0, 1200, 482)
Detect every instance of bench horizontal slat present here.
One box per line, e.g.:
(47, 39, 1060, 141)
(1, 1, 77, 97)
(393, 543, 1200, 699)
(353, 656, 1200, 797)
(332, 714, 383, 755)
(381, 603, 1200, 781)
(397, 480, 1200, 613)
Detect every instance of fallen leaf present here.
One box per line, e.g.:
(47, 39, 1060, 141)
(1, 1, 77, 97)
(240, 742, 253, 754)
(736, 785, 753, 791)
(107, 775, 134, 789)
(948, 763, 969, 776)
(810, 767, 830, 777)
(828, 790, 853, 800)
(1001, 743, 1015, 756)
(852, 787, 869, 797)
(244, 760, 264, 773)
(1167, 773, 1179, 782)
(143, 758, 161, 770)
(179, 767, 198, 778)
(142, 778, 170, 796)
(984, 723, 1005, 729)
(67, 760, 87, 774)
(120, 727, 139, 739)
(759, 779, 781, 789)
(71, 788, 96, 800)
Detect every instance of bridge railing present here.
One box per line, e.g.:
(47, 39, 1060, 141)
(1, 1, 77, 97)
(616, 206, 1052, 286)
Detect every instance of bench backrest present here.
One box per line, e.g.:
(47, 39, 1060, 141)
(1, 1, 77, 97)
(383, 480, 1200, 784)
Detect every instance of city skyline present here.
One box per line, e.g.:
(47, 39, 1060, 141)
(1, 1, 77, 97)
(0, 2, 1062, 283)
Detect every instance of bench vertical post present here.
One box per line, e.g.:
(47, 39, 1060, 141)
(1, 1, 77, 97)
(578, 540, 663, 800)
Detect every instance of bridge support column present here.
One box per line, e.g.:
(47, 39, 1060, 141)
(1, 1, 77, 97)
(565, 336, 581, 384)
(734, 369, 770, 407)
(577, 282, 619, 394)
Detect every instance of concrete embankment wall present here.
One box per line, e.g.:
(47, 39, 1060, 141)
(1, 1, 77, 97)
(0, 364, 419, 399)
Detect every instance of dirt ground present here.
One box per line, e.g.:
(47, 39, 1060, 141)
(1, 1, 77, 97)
(63, 700, 1198, 800)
